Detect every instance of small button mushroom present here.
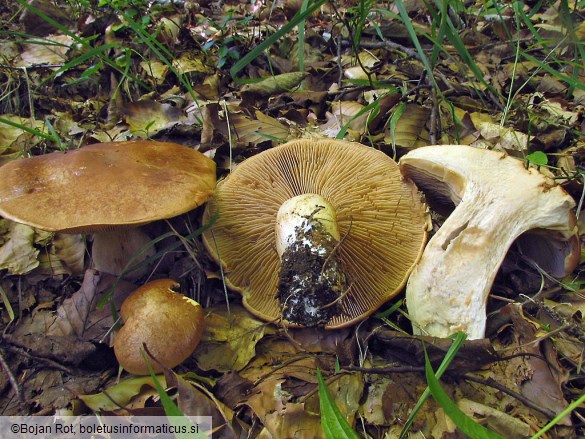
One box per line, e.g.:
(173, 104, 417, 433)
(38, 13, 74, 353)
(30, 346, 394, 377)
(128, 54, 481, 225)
(0, 141, 216, 279)
(399, 145, 580, 339)
(114, 279, 204, 375)
(203, 138, 429, 328)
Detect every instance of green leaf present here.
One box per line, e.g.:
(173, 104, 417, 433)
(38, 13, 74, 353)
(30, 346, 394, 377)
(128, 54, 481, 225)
(424, 350, 505, 439)
(317, 370, 360, 439)
(393, 0, 437, 89)
(525, 151, 548, 166)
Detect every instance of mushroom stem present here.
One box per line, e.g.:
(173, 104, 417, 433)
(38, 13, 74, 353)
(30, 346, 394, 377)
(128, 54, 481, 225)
(275, 194, 346, 326)
(407, 197, 526, 338)
(92, 229, 155, 280)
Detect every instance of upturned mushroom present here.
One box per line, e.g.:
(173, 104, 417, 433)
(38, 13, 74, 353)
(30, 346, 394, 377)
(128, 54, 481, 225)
(399, 145, 580, 339)
(114, 279, 204, 374)
(203, 138, 428, 328)
(0, 141, 216, 278)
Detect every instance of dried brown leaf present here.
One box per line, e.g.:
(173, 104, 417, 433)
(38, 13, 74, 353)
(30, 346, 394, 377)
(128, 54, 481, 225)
(0, 220, 39, 275)
(231, 110, 289, 144)
(47, 269, 101, 337)
(194, 305, 267, 372)
(15, 35, 73, 67)
(384, 103, 430, 149)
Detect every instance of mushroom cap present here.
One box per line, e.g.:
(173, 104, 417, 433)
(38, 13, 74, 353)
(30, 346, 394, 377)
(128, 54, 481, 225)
(400, 145, 580, 338)
(114, 279, 205, 375)
(0, 141, 216, 232)
(203, 138, 429, 328)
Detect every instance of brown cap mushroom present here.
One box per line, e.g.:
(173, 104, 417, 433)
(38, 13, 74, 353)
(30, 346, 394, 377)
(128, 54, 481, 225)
(114, 278, 205, 375)
(399, 145, 580, 339)
(203, 138, 428, 328)
(0, 141, 216, 278)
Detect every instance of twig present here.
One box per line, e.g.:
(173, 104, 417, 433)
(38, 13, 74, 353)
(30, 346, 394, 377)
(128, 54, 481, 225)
(340, 39, 420, 59)
(343, 365, 425, 374)
(429, 77, 438, 144)
(462, 373, 557, 419)
(0, 348, 22, 401)
(3, 344, 72, 374)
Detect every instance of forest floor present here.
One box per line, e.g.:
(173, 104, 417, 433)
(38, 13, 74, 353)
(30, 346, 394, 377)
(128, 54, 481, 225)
(1, 0, 585, 438)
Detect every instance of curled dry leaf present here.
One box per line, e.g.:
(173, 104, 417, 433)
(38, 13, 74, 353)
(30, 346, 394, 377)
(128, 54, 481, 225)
(384, 103, 430, 149)
(156, 15, 184, 46)
(3, 333, 96, 367)
(0, 220, 40, 275)
(0, 115, 46, 151)
(241, 72, 308, 97)
(172, 51, 213, 75)
(140, 60, 169, 83)
(469, 112, 529, 150)
(47, 269, 101, 338)
(78, 375, 167, 412)
(458, 398, 531, 438)
(123, 100, 191, 138)
(35, 232, 85, 276)
(320, 101, 369, 138)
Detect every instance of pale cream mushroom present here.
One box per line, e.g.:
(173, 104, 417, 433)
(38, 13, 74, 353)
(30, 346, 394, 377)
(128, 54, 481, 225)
(0, 141, 216, 279)
(399, 145, 580, 339)
(203, 138, 428, 328)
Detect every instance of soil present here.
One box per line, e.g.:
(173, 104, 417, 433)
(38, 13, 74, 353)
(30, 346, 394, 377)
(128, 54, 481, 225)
(276, 219, 346, 326)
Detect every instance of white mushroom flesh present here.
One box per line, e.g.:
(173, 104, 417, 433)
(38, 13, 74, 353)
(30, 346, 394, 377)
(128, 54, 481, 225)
(400, 145, 579, 339)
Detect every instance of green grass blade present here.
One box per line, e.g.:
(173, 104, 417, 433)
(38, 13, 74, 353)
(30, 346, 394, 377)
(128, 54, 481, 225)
(120, 11, 202, 123)
(0, 116, 58, 142)
(531, 392, 585, 438)
(393, 0, 437, 89)
(513, 2, 544, 45)
(15, 0, 88, 48)
(424, 349, 505, 439)
(521, 52, 585, 91)
(38, 43, 119, 89)
(297, 0, 311, 74)
(389, 100, 407, 155)
(399, 332, 467, 438)
(317, 369, 360, 439)
(15, 0, 147, 90)
(428, 0, 447, 66)
(335, 94, 386, 139)
(230, 0, 327, 81)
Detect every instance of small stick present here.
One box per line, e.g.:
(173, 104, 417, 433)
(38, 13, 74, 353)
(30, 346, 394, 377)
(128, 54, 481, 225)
(0, 347, 22, 401)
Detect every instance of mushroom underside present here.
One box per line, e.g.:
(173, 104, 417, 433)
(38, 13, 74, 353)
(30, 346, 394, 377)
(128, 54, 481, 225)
(203, 139, 429, 328)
